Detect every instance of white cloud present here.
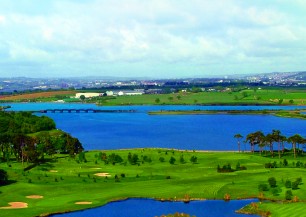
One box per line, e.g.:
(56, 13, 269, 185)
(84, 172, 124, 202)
(0, 15, 5, 24)
(0, 0, 306, 77)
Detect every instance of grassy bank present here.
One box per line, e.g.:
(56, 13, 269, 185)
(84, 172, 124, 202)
(148, 109, 306, 120)
(1, 149, 306, 217)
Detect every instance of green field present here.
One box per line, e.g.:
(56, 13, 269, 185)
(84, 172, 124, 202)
(1, 150, 306, 217)
(1, 88, 306, 106)
(95, 89, 306, 106)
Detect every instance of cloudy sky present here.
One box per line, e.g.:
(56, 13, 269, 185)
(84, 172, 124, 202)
(0, 0, 305, 78)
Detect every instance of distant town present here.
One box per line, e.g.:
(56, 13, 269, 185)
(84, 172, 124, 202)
(0, 71, 306, 94)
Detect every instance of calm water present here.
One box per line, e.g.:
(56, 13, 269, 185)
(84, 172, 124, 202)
(2, 103, 306, 150)
(51, 198, 259, 217)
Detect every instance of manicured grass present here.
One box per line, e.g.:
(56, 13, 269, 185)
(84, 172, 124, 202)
(1, 150, 306, 217)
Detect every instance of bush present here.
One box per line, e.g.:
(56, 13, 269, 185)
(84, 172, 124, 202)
(190, 156, 197, 164)
(292, 181, 299, 190)
(258, 184, 269, 191)
(296, 177, 302, 185)
(180, 155, 185, 164)
(271, 188, 281, 196)
(0, 169, 8, 185)
(268, 177, 277, 188)
(159, 157, 165, 162)
(285, 180, 292, 188)
(217, 163, 234, 173)
(169, 157, 176, 165)
(285, 190, 293, 200)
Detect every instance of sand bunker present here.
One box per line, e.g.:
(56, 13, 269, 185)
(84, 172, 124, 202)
(75, 201, 92, 205)
(26, 195, 43, 199)
(49, 170, 58, 173)
(94, 173, 111, 177)
(91, 168, 102, 169)
(0, 202, 28, 209)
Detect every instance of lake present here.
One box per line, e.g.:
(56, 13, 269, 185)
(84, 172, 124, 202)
(2, 103, 306, 150)
(51, 198, 259, 217)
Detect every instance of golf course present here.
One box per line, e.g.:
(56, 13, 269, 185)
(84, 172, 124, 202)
(1, 148, 306, 217)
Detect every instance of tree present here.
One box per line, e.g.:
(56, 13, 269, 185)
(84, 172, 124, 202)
(159, 157, 165, 162)
(179, 155, 185, 164)
(265, 133, 275, 157)
(258, 183, 269, 191)
(234, 134, 243, 152)
(190, 156, 197, 164)
(285, 190, 293, 200)
(0, 169, 8, 185)
(268, 177, 277, 188)
(80, 95, 86, 101)
(176, 95, 181, 100)
(155, 98, 160, 103)
(169, 156, 176, 164)
(288, 134, 303, 158)
(246, 131, 264, 153)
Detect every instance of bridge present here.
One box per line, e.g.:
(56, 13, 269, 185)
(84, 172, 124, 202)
(33, 109, 136, 113)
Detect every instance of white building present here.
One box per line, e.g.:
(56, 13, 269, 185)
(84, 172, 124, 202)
(75, 93, 102, 98)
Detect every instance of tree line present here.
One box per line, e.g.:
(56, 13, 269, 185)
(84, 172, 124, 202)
(234, 130, 306, 158)
(0, 111, 83, 164)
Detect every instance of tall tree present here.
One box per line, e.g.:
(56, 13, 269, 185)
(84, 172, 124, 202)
(234, 134, 243, 152)
(246, 131, 264, 153)
(288, 134, 303, 158)
(272, 130, 284, 159)
(265, 133, 275, 157)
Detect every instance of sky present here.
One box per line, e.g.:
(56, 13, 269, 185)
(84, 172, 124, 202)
(0, 0, 306, 78)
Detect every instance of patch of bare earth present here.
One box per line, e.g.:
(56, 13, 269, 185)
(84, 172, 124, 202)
(75, 201, 92, 205)
(94, 173, 111, 177)
(26, 195, 43, 199)
(0, 202, 28, 209)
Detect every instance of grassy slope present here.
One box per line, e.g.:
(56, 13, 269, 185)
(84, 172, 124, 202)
(1, 150, 306, 217)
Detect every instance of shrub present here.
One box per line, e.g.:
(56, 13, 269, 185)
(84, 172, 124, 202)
(180, 155, 185, 164)
(0, 169, 8, 185)
(159, 157, 165, 162)
(271, 188, 280, 196)
(285, 180, 292, 188)
(292, 181, 299, 190)
(169, 157, 176, 165)
(285, 190, 293, 200)
(258, 184, 269, 191)
(268, 177, 277, 188)
(296, 177, 302, 184)
(217, 163, 235, 173)
(190, 156, 197, 164)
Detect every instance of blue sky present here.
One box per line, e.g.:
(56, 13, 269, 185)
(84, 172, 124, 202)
(0, 0, 306, 78)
